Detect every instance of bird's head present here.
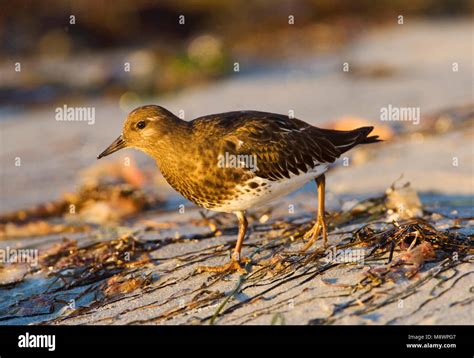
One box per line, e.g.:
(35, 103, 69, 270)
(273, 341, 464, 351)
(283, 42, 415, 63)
(97, 105, 182, 159)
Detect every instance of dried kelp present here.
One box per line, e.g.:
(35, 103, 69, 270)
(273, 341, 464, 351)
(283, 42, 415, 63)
(0, 158, 164, 238)
(0, 184, 472, 325)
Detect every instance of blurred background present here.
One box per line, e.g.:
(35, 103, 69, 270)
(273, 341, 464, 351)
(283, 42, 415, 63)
(0, 0, 473, 214)
(1, 0, 472, 110)
(0, 1, 472, 326)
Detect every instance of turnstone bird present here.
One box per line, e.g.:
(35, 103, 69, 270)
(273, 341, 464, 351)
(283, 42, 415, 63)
(98, 105, 381, 273)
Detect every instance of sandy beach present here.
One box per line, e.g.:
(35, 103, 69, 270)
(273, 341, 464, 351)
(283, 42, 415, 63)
(0, 19, 472, 326)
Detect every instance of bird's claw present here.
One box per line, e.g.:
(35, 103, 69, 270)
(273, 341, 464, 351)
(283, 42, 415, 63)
(301, 216, 327, 252)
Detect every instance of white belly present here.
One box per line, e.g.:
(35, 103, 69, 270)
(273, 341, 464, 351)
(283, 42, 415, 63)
(211, 164, 329, 213)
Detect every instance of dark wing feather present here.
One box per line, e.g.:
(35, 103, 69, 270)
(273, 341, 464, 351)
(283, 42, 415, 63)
(193, 111, 380, 182)
(219, 112, 342, 181)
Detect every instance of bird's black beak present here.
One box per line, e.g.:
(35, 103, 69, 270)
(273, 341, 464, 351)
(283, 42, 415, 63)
(97, 134, 127, 159)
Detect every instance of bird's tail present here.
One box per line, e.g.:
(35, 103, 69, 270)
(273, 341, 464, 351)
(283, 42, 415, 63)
(319, 126, 382, 154)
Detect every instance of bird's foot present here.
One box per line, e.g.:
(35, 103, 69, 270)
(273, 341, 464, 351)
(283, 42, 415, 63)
(301, 216, 327, 252)
(196, 257, 250, 275)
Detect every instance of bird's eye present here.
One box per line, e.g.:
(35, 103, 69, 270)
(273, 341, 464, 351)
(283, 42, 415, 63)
(136, 120, 146, 129)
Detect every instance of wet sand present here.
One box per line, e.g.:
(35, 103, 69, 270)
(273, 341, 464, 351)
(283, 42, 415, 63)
(0, 19, 472, 325)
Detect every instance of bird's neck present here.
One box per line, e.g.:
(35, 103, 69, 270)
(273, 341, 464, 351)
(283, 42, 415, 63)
(147, 119, 193, 183)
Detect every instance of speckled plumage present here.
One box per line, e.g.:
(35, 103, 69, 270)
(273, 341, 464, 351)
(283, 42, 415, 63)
(98, 105, 381, 271)
(111, 106, 378, 212)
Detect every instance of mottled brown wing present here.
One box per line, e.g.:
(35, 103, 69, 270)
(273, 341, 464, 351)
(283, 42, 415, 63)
(221, 114, 341, 181)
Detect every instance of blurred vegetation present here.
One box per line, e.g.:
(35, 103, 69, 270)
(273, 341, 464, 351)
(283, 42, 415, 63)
(0, 0, 472, 109)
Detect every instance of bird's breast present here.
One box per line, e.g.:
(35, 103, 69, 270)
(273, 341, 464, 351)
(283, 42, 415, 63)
(209, 163, 329, 213)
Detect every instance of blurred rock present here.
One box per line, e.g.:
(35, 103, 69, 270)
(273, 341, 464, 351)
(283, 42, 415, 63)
(328, 116, 394, 140)
(385, 183, 423, 220)
(0, 263, 29, 285)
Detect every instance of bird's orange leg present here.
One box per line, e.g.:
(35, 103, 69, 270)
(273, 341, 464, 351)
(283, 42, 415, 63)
(196, 211, 250, 274)
(302, 174, 328, 251)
